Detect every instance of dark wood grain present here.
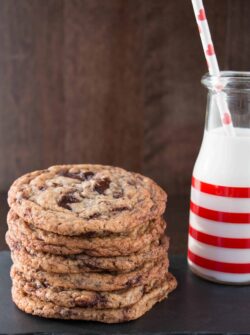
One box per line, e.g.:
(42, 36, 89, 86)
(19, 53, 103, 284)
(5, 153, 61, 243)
(142, 0, 230, 193)
(0, 193, 9, 251)
(63, 0, 144, 171)
(0, 0, 145, 192)
(225, 0, 250, 70)
(0, 0, 249, 197)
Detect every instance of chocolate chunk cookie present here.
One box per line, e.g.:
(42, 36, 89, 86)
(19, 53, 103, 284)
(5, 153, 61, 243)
(7, 209, 166, 256)
(7, 232, 169, 273)
(6, 163, 177, 323)
(11, 257, 168, 292)
(8, 165, 167, 235)
(11, 274, 177, 323)
(12, 271, 173, 309)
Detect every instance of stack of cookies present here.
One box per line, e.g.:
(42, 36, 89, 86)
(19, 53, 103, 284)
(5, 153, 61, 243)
(6, 164, 177, 323)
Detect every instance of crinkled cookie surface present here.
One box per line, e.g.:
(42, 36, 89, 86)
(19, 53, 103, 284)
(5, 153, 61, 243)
(8, 164, 167, 235)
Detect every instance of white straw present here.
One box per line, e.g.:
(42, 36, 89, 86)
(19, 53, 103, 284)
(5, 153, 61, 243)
(191, 0, 235, 136)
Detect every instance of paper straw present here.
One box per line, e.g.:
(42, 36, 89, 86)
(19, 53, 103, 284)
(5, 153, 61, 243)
(191, 0, 235, 136)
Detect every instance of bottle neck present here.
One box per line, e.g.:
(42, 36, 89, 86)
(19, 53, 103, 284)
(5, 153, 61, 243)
(205, 90, 250, 132)
(203, 72, 250, 132)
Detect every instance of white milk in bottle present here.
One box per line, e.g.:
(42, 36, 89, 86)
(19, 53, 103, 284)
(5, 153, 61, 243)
(188, 72, 250, 284)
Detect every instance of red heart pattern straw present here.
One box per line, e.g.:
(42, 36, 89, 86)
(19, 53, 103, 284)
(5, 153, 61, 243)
(191, 0, 235, 136)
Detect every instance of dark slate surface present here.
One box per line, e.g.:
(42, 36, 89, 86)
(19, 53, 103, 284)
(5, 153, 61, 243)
(0, 251, 249, 334)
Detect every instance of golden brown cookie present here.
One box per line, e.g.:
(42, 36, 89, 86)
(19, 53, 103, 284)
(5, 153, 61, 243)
(7, 209, 166, 256)
(7, 232, 169, 273)
(12, 270, 173, 309)
(8, 164, 166, 235)
(11, 274, 177, 323)
(11, 257, 168, 292)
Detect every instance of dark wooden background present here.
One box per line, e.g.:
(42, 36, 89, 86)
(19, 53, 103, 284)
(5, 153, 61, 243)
(1, 0, 250, 194)
(0, 0, 250, 252)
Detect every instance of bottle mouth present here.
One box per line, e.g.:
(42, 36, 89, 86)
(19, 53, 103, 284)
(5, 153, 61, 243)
(202, 71, 250, 92)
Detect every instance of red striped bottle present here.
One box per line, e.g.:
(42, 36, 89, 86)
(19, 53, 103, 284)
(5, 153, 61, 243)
(188, 72, 250, 284)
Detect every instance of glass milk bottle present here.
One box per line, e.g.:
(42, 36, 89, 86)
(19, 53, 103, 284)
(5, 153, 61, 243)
(188, 71, 250, 284)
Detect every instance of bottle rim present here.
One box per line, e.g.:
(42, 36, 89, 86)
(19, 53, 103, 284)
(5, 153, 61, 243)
(202, 71, 250, 92)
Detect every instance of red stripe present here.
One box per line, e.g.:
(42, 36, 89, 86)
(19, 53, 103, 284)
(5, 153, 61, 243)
(190, 201, 250, 224)
(192, 176, 250, 198)
(189, 225, 250, 248)
(188, 249, 250, 273)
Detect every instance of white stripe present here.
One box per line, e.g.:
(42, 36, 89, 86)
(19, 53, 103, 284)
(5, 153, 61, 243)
(188, 235, 250, 263)
(188, 259, 250, 283)
(190, 211, 250, 238)
(191, 186, 250, 213)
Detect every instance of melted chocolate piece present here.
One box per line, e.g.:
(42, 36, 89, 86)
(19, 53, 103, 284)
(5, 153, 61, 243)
(94, 178, 111, 194)
(42, 280, 50, 288)
(84, 171, 95, 180)
(59, 171, 85, 181)
(112, 206, 129, 212)
(59, 170, 95, 182)
(38, 186, 47, 191)
(76, 293, 107, 308)
(126, 275, 142, 288)
(52, 182, 62, 187)
(58, 193, 80, 210)
(88, 212, 101, 220)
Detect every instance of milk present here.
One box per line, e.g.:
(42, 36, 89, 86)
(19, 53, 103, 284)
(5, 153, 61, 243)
(188, 127, 250, 284)
(194, 127, 250, 186)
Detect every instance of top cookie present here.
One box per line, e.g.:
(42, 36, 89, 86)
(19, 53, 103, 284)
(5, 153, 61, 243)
(8, 164, 167, 236)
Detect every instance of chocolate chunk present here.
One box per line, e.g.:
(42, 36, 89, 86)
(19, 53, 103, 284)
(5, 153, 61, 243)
(84, 171, 95, 180)
(21, 194, 29, 200)
(75, 300, 96, 308)
(96, 294, 108, 307)
(42, 280, 50, 288)
(52, 182, 62, 187)
(59, 171, 86, 181)
(76, 293, 107, 308)
(38, 186, 47, 191)
(88, 212, 101, 220)
(112, 206, 129, 212)
(59, 170, 95, 182)
(94, 178, 111, 194)
(126, 275, 142, 288)
(58, 193, 80, 210)
(84, 231, 97, 238)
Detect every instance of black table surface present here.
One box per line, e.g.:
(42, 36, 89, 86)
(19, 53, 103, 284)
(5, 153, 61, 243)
(1, 251, 250, 334)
